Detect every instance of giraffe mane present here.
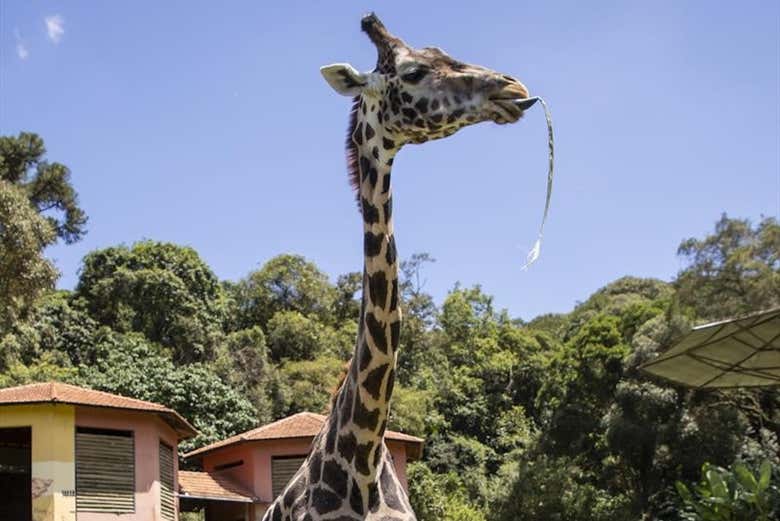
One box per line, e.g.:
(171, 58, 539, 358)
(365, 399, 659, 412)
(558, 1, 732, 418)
(328, 359, 352, 410)
(346, 95, 361, 207)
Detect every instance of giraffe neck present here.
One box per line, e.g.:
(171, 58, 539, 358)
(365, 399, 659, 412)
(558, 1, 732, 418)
(328, 96, 401, 486)
(262, 97, 416, 521)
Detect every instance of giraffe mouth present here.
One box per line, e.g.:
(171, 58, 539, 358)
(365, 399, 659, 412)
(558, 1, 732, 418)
(490, 97, 538, 124)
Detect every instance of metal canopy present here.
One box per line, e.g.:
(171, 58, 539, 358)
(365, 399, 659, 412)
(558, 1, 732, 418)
(640, 307, 780, 388)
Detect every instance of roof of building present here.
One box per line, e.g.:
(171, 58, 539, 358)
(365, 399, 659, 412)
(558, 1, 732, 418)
(640, 306, 780, 388)
(178, 470, 259, 503)
(0, 382, 197, 438)
(184, 411, 424, 459)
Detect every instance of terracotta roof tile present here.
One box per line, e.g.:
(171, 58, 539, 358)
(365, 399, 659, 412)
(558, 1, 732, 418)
(185, 411, 423, 459)
(178, 470, 258, 503)
(0, 382, 197, 438)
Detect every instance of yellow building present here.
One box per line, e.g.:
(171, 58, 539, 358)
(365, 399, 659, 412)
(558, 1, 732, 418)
(0, 382, 196, 521)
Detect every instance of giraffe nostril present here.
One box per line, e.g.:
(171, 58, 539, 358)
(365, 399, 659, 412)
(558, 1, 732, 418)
(501, 75, 518, 83)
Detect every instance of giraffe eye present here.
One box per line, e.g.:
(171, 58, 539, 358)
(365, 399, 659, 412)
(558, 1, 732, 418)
(401, 67, 428, 83)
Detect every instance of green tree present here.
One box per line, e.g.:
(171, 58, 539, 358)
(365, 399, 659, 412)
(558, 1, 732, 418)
(407, 462, 448, 521)
(214, 327, 269, 386)
(440, 285, 497, 355)
(498, 324, 557, 422)
(266, 310, 350, 362)
(0, 180, 58, 328)
(541, 313, 630, 458)
(441, 494, 487, 521)
(560, 277, 673, 347)
(75, 241, 228, 363)
(0, 351, 81, 388)
(526, 312, 568, 336)
(676, 215, 779, 321)
(603, 381, 681, 512)
(397, 253, 440, 386)
(676, 461, 779, 521)
(426, 434, 498, 504)
(388, 385, 442, 437)
(407, 462, 488, 521)
(233, 254, 336, 329)
(0, 132, 87, 243)
(274, 355, 345, 416)
(81, 332, 257, 451)
(400, 253, 437, 327)
(568, 314, 630, 397)
(494, 454, 632, 521)
(1, 292, 100, 368)
(333, 271, 362, 324)
(212, 326, 275, 424)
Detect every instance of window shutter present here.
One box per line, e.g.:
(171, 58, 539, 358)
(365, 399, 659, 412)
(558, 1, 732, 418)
(271, 456, 306, 498)
(159, 441, 175, 521)
(76, 429, 135, 513)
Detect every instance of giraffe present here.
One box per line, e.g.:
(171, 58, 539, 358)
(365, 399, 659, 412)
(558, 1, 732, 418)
(261, 13, 534, 521)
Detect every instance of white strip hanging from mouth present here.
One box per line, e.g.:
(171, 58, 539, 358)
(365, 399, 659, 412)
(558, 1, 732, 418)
(520, 97, 554, 271)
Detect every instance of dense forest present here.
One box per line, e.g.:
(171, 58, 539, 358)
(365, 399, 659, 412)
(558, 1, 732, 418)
(1, 132, 778, 520)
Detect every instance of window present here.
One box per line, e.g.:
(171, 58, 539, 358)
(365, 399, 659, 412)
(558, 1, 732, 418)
(159, 441, 175, 521)
(271, 456, 306, 498)
(76, 427, 134, 513)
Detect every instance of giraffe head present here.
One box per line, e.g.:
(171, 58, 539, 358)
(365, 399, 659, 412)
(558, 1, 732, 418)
(321, 13, 535, 146)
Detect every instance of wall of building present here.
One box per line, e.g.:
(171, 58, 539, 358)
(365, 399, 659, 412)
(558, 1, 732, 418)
(201, 442, 257, 494)
(0, 404, 76, 521)
(387, 441, 409, 490)
(76, 407, 180, 521)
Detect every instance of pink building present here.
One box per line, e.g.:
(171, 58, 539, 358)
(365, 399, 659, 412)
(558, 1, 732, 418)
(179, 412, 424, 521)
(0, 382, 196, 521)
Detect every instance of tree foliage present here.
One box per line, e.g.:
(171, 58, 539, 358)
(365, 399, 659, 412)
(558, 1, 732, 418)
(212, 326, 275, 423)
(75, 241, 228, 363)
(493, 455, 632, 521)
(0, 181, 58, 328)
(275, 356, 345, 416)
(266, 310, 352, 362)
(676, 461, 779, 521)
(676, 215, 779, 320)
(0, 132, 86, 243)
(232, 254, 337, 329)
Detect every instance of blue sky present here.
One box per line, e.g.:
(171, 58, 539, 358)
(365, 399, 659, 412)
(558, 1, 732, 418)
(2, 1, 778, 320)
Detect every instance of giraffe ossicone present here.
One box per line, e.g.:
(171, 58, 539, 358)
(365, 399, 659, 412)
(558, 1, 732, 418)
(262, 12, 535, 521)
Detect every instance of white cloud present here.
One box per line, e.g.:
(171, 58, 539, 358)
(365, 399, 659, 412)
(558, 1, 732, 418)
(45, 15, 65, 43)
(16, 42, 29, 60)
(14, 29, 28, 60)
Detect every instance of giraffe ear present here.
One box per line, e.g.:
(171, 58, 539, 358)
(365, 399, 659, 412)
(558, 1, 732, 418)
(320, 63, 368, 96)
